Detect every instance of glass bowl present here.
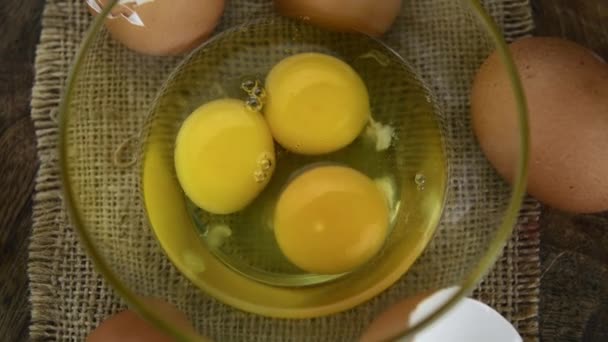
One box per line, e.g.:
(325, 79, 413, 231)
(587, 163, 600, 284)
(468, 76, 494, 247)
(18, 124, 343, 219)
(59, 0, 528, 340)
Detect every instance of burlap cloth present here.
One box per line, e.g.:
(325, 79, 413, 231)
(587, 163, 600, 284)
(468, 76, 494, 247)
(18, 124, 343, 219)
(29, 0, 539, 341)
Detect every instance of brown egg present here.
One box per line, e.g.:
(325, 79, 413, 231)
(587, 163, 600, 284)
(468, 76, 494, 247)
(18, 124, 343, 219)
(274, 0, 402, 37)
(359, 291, 431, 342)
(471, 37, 608, 213)
(87, 0, 225, 56)
(86, 297, 199, 342)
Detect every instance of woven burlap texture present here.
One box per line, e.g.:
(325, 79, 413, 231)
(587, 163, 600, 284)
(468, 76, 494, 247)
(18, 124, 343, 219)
(29, 0, 539, 341)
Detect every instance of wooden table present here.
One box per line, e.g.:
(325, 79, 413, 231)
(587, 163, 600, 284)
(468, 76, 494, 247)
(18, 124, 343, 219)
(0, 0, 606, 340)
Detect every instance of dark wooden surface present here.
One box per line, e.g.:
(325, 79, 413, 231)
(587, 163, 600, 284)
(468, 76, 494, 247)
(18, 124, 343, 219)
(0, 0, 606, 341)
(533, 1, 608, 340)
(0, 1, 43, 342)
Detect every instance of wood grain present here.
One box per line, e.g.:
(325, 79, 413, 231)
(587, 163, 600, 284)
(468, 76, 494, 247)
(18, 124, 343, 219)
(532, 1, 608, 341)
(532, 0, 608, 57)
(0, 0, 606, 341)
(539, 212, 608, 341)
(0, 0, 43, 341)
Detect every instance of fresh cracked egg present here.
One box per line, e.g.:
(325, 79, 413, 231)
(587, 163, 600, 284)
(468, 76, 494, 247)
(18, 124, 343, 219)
(170, 51, 393, 282)
(274, 165, 390, 274)
(264, 53, 391, 274)
(87, 0, 225, 55)
(265, 52, 371, 155)
(174, 98, 275, 215)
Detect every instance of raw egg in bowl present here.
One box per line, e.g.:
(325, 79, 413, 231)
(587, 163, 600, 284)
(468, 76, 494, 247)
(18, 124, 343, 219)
(141, 15, 447, 313)
(59, 1, 529, 341)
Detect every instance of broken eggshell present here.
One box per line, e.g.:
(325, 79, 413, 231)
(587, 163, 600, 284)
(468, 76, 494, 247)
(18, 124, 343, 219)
(86, 0, 226, 56)
(360, 287, 522, 342)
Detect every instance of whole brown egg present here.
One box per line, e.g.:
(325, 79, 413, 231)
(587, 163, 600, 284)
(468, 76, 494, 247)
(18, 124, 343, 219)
(471, 37, 608, 213)
(274, 0, 402, 37)
(86, 298, 200, 342)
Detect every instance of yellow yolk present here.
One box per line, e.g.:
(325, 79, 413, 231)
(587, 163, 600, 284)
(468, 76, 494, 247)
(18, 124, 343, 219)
(264, 53, 371, 155)
(274, 165, 389, 274)
(174, 99, 275, 215)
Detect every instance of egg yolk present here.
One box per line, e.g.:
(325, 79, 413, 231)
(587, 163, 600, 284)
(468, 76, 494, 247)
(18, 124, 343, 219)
(174, 98, 275, 215)
(264, 53, 371, 155)
(274, 165, 389, 274)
